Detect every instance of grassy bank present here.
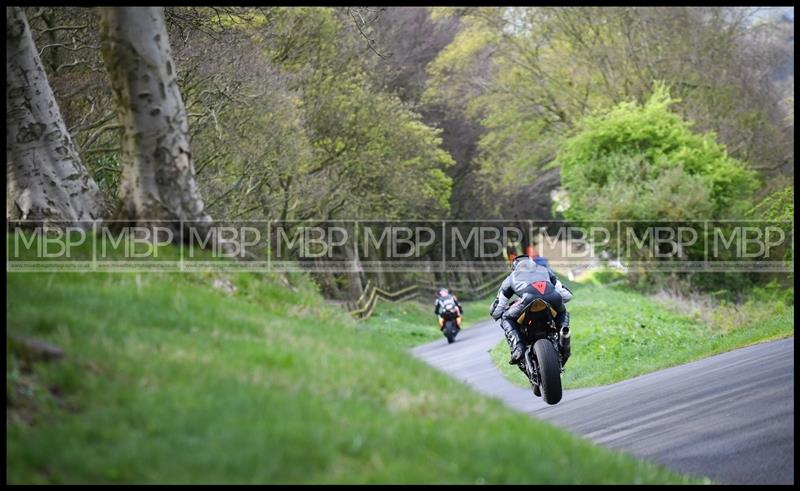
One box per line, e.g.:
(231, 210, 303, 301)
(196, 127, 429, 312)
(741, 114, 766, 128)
(6, 235, 702, 483)
(359, 295, 487, 349)
(489, 275, 794, 389)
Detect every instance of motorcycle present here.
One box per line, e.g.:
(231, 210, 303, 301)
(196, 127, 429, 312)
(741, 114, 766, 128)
(511, 297, 571, 405)
(439, 301, 461, 344)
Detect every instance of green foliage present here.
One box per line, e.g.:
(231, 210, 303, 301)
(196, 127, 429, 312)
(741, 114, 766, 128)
(361, 297, 487, 349)
(181, 7, 455, 222)
(85, 153, 122, 202)
(746, 280, 794, 306)
(423, 8, 565, 197)
(747, 185, 794, 222)
(423, 18, 499, 108)
(558, 84, 759, 222)
(575, 268, 626, 286)
(745, 185, 795, 267)
(302, 69, 454, 219)
(423, 7, 790, 225)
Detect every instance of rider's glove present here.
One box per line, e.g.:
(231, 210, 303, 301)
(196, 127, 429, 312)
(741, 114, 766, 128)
(490, 299, 505, 321)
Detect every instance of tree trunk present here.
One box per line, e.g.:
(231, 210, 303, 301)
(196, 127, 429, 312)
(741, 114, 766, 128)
(6, 6, 103, 225)
(343, 233, 365, 301)
(98, 7, 210, 236)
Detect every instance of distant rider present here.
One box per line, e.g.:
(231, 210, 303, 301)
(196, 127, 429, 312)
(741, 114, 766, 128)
(489, 255, 572, 365)
(435, 288, 463, 330)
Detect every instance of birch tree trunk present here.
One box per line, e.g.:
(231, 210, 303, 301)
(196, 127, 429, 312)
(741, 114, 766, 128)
(6, 6, 103, 225)
(98, 7, 211, 236)
(343, 231, 365, 301)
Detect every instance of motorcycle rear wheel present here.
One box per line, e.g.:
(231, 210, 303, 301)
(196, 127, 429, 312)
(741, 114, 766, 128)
(533, 338, 562, 404)
(444, 321, 456, 343)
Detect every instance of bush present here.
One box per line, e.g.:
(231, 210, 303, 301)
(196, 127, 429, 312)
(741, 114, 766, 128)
(556, 84, 762, 289)
(557, 83, 758, 222)
(747, 185, 794, 265)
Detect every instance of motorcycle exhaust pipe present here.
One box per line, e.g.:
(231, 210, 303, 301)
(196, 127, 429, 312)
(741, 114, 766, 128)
(559, 326, 571, 359)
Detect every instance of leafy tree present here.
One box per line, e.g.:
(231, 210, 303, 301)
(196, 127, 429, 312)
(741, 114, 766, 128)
(558, 84, 758, 222)
(156, 6, 456, 297)
(746, 185, 794, 266)
(558, 84, 762, 292)
(424, 7, 792, 219)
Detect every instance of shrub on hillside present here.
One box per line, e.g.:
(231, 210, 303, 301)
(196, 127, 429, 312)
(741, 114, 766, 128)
(557, 83, 758, 223)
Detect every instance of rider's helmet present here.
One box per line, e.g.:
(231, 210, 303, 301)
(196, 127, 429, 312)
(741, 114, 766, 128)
(511, 254, 532, 271)
(438, 288, 450, 297)
(512, 254, 542, 273)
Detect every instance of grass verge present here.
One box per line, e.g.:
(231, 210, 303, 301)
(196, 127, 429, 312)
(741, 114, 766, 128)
(359, 295, 486, 349)
(7, 235, 704, 483)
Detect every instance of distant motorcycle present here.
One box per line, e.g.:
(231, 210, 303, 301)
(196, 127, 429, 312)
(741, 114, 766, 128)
(438, 300, 461, 344)
(509, 297, 571, 404)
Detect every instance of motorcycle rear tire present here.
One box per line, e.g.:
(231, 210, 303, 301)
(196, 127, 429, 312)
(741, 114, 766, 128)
(444, 321, 456, 343)
(534, 338, 562, 404)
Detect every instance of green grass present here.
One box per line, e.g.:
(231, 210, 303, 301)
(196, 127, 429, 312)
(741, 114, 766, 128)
(459, 296, 495, 326)
(6, 235, 704, 484)
(489, 278, 794, 389)
(359, 296, 485, 349)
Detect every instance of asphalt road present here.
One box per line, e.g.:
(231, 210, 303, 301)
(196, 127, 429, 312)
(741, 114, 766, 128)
(410, 320, 794, 484)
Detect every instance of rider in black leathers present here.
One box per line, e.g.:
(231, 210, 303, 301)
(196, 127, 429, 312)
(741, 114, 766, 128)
(489, 255, 571, 366)
(434, 288, 463, 329)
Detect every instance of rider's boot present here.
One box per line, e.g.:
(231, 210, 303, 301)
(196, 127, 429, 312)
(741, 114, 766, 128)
(500, 318, 525, 365)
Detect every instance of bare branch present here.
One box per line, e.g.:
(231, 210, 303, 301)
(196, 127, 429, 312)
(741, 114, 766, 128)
(37, 23, 89, 34)
(346, 7, 392, 59)
(68, 99, 96, 133)
(80, 122, 121, 151)
(55, 59, 91, 72)
(84, 146, 119, 155)
(39, 42, 98, 57)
